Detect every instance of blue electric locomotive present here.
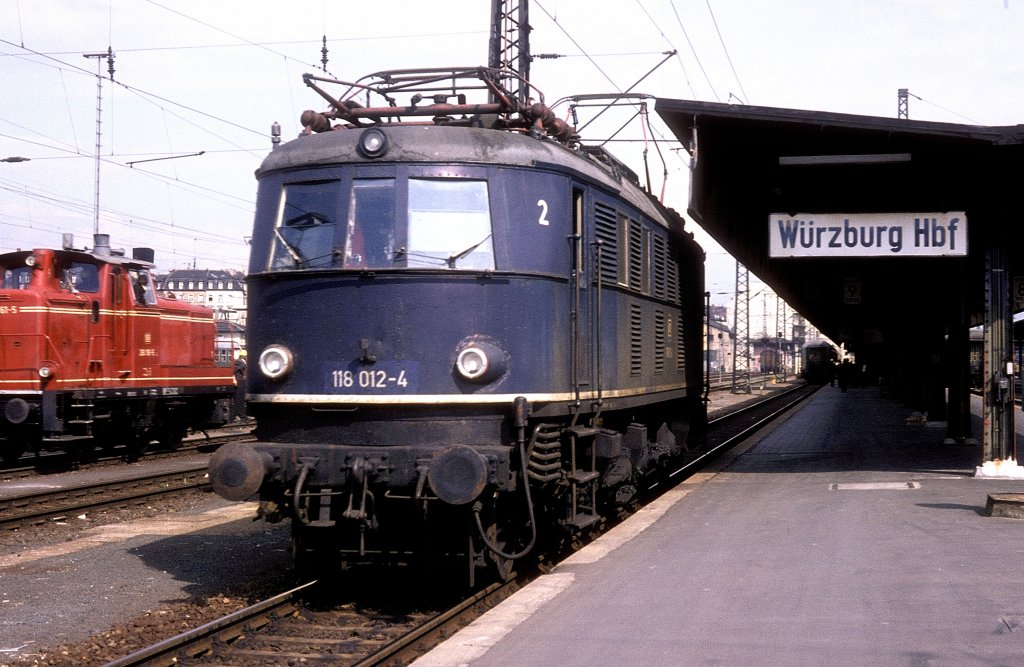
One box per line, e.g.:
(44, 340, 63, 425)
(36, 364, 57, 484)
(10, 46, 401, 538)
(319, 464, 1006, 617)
(209, 67, 707, 580)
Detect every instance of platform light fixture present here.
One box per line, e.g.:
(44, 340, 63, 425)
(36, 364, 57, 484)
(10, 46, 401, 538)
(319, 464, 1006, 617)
(779, 153, 912, 166)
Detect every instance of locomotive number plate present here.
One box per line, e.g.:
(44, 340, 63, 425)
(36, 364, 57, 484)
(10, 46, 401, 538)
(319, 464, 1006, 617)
(324, 361, 419, 393)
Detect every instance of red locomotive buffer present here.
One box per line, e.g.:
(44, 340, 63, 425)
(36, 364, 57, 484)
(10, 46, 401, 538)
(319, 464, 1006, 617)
(0, 234, 235, 462)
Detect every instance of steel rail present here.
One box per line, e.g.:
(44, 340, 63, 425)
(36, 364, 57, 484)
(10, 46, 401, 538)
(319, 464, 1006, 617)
(91, 388, 816, 666)
(667, 383, 821, 482)
(352, 579, 521, 667)
(102, 581, 317, 667)
(1, 463, 210, 530)
(1, 428, 252, 477)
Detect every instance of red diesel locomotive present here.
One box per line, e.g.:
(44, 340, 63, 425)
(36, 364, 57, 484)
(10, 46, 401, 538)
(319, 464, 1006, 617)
(0, 234, 235, 462)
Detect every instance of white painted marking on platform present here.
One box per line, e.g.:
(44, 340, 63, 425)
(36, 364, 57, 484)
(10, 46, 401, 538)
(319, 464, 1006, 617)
(411, 487, 698, 665)
(560, 487, 693, 565)
(411, 573, 576, 667)
(0, 503, 258, 568)
(830, 482, 920, 490)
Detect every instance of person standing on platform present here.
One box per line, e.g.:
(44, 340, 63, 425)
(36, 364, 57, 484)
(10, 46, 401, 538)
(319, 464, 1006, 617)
(233, 351, 248, 423)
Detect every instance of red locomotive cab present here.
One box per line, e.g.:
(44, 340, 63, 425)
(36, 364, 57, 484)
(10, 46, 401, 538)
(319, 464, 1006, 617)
(0, 250, 67, 388)
(0, 236, 235, 462)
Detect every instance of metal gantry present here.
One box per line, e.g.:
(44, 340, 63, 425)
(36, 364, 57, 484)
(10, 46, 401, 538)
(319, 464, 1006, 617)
(489, 0, 531, 105)
(83, 47, 115, 237)
(732, 261, 751, 393)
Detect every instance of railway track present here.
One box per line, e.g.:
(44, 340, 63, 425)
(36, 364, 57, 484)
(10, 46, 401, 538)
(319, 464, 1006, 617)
(657, 381, 820, 488)
(0, 462, 212, 531)
(104, 577, 524, 667)
(708, 382, 819, 446)
(96, 383, 818, 666)
(0, 426, 252, 479)
(0, 430, 254, 532)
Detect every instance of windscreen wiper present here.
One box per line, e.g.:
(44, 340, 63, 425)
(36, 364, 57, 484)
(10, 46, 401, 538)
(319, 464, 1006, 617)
(446, 234, 491, 269)
(274, 228, 306, 267)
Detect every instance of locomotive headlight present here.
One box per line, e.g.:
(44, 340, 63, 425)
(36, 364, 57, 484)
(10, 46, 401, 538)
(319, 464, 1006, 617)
(456, 347, 488, 380)
(357, 127, 389, 159)
(38, 365, 55, 379)
(259, 344, 294, 381)
(455, 341, 508, 384)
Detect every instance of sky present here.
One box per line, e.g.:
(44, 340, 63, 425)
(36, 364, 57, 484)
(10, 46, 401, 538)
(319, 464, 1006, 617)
(2, 0, 1022, 309)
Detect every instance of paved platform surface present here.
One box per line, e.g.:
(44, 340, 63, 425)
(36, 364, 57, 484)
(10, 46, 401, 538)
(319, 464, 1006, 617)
(415, 386, 1024, 666)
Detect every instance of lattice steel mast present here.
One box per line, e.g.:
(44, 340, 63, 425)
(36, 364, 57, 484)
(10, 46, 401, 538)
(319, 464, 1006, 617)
(83, 47, 115, 236)
(732, 261, 751, 393)
(489, 0, 531, 105)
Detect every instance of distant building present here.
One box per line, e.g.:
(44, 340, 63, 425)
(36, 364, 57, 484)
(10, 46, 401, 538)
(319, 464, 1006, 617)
(215, 320, 247, 364)
(157, 269, 247, 326)
(706, 319, 735, 380)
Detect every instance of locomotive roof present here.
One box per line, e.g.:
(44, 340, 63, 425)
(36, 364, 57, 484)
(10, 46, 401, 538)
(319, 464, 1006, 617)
(254, 67, 694, 236)
(260, 124, 678, 231)
(0, 245, 155, 270)
(161, 267, 243, 281)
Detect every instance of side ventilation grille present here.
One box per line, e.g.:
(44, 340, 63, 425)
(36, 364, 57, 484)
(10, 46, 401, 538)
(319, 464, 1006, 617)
(630, 304, 643, 376)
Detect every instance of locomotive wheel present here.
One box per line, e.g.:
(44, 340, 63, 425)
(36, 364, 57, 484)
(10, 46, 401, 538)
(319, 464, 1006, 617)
(0, 442, 26, 464)
(156, 424, 187, 450)
(0, 430, 36, 463)
(125, 432, 151, 461)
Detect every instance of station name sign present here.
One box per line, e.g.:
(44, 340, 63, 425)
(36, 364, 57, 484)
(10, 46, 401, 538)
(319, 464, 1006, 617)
(769, 212, 967, 258)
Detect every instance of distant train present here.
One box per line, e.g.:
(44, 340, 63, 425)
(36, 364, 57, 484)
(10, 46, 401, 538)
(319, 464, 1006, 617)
(0, 234, 235, 462)
(801, 341, 838, 384)
(208, 66, 708, 582)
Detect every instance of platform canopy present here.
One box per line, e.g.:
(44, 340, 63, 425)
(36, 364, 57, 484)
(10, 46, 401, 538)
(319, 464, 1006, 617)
(655, 99, 1024, 354)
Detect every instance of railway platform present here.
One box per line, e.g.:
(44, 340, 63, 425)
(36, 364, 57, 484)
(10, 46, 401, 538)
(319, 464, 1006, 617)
(415, 384, 1024, 666)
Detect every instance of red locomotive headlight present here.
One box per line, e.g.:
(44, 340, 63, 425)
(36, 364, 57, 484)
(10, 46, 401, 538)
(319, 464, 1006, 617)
(38, 365, 57, 379)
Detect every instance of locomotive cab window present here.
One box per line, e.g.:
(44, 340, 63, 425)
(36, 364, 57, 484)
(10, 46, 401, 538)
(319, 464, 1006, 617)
(128, 268, 158, 306)
(344, 178, 396, 269)
(61, 262, 99, 293)
(343, 177, 492, 270)
(270, 181, 340, 270)
(268, 176, 494, 273)
(406, 178, 493, 270)
(2, 266, 32, 290)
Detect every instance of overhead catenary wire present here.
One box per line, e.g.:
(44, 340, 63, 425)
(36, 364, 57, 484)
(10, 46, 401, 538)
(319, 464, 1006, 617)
(534, 0, 623, 93)
(3, 1, 748, 271)
(704, 0, 749, 104)
(0, 36, 263, 267)
(142, 0, 332, 76)
(666, 0, 721, 101)
(0, 37, 269, 144)
(902, 90, 981, 125)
